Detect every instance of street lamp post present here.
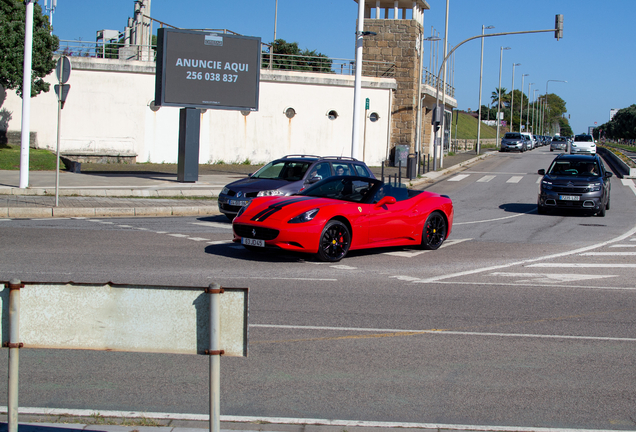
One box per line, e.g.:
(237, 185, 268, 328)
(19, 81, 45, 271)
(519, 73, 529, 133)
(510, 63, 520, 134)
(526, 82, 534, 134)
(476, 25, 494, 154)
(496, 46, 511, 147)
(532, 88, 539, 133)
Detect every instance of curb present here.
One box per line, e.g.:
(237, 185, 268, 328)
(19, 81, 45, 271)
(2, 206, 220, 219)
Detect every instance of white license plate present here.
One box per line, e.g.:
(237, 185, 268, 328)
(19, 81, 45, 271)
(242, 237, 265, 247)
(559, 195, 580, 201)
(230, 200, 249, 206)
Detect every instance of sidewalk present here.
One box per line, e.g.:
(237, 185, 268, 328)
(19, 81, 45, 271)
(0, 151, 493, 219)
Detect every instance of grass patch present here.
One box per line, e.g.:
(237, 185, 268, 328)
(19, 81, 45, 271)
(450, 112, 500, 139)
(0, 144, 58, 170)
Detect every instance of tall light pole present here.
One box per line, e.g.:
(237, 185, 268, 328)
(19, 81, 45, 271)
(439, 0, 449, 168)
(19, 0, 35, 189)
(519, 73, 529, 133)
(496, 46, 510, 147)
(476, 25, 494, 154)
(526, 82, 534, 133)
(544, 79, 567, 135)
(532, 88, 539, 133)
(510, 63, 520, 134)
(351, 0, 365, 159)
(273, 0, 278, 41)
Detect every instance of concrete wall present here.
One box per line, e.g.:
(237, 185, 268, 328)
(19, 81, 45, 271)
(0, 57, 397, 166)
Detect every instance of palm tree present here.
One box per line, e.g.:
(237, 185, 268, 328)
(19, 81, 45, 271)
(491, 87, 509, 110)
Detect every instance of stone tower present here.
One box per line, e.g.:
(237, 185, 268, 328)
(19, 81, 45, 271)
(356, 0, 429, 158)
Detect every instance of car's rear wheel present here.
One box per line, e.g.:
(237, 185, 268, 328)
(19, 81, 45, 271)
(317, 220, 351, 262)
(421, 211, 447, 250)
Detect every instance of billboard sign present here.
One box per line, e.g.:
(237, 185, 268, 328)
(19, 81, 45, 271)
(155, 28, 261, 111)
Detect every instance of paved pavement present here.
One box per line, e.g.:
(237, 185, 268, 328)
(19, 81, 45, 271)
(0, 152, 491, 219)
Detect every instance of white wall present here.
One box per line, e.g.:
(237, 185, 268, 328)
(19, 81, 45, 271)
(1, 57, 396, 166)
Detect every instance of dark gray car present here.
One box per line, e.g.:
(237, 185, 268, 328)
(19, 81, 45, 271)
(537, 154, 612, 217)
(218, 155, 374, 219)
(500, 132, 527, 152)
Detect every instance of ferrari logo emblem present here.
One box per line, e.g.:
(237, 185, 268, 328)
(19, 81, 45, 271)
(358, 207, 362, 212)
(252, 229, 256, 237)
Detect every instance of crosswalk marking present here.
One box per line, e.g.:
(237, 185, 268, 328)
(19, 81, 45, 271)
(580, 252, 636, 256)
(477, 175, 496, 183)
(506, 176, 523, 183)
(448, 174, 469, 182)
(528, 263, 636, 268)
(489, 272, 616, 283)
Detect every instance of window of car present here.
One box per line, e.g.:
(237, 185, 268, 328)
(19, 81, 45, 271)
(575, 135, 594, 142)
(252, 161, 311, 181)
(333, 163, 352, 176)
(307, 162, 332, 181)
(548, 160, 600, 176)
(504, 133, 522, 139)
(353, 164, 371, 177)
(300, 177, 380, 203)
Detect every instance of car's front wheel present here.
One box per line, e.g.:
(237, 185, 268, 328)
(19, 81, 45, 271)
(317, 220, 351, 262)
(421, 211, 447, 250)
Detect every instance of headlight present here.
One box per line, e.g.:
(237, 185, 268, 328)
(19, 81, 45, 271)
(542, 180, 552, 190)
(235, 201, 251, 218)
(257, 189, 284, 197)
(590, 183, 601, 192)
(221, 187, 230, 195)
(288, 208, 319, 224)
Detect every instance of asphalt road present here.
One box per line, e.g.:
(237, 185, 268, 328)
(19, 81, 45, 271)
(1, 146, 636, 430)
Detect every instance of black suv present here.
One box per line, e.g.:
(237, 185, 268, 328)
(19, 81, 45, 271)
(537, 154, 612, 216)
(218, 155, 374, 220)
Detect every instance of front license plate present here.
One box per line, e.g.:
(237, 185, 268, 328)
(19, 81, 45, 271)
(230, 200, 249, 206)
(242, 237, 265, 247)
(559, 195, 580, 201)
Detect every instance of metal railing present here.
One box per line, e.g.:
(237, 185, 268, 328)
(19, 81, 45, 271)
(423, 69, 455, 98)
(55, 40, 396, 78)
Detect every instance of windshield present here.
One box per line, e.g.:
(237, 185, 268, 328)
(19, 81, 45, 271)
(299, 176, 381, 203)
(252, 161, 311, 181)
(548, 160, 600, 177)
(504, 133, 522, 139)
(574, 135, 594, 142)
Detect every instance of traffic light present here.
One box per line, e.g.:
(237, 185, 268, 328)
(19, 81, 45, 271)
(555, 14, 563, 40)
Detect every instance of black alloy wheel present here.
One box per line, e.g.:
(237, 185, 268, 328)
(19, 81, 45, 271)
(421, 211, 447, 250)
(317, 220, 351, 262)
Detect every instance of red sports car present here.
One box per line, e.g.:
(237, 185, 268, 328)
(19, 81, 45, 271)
(232, 176, 453, 262)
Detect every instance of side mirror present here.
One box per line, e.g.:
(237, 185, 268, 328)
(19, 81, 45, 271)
(375, 196, 397, 207)
(538, 169, 546, 175)
(306, 175, 322, 184)
(605, 171, 613, 178)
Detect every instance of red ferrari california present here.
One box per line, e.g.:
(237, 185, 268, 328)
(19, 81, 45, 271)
(232, 176, 453, 262)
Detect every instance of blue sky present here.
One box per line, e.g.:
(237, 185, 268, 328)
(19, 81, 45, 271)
(50, 0, 635, 135)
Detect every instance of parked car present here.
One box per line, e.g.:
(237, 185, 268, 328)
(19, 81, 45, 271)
(521, 132, 535, 149)
(570, 134, 597, 155)
(550, 136, 568, 152)
(500, 132, 527, 152)
(232, 175, 454, 261)
(218, 155, 374, 220)
(537, 154, 612, 216)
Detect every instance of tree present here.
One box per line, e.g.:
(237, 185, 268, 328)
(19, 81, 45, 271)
(262, 38, 332, 73)
(594, 104, 636, 140)
(0, 0, 59, 98)
(491, 87, 509, 110)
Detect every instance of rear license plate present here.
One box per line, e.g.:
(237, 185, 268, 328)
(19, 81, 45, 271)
(242, 237, 265, 247)
(559, 195, 580, 201)
(230, 200, 249, 206)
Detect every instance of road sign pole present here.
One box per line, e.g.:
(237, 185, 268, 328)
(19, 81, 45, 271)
(208, 283, 224, 432)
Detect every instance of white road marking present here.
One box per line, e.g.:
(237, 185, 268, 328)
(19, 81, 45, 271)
(454, 210, 533, 225)
(191, 221, 232, 229)
(188, 237, 210, 242)
(610, 244, 636, 248)
(117, 225, 132, 228)
(621, 178, 636, 196)
(448, 174, 469, 182)
(489, 272, 616, 283)
(2, 407, 625, 432)
(212, 276, 337, 281)
(536, 177, 542, 183)
(384, 250, 429, 258)
(331, 265, 357, 270)
(168, 233, 188, 238)
(527, 263, 636, 268)
(506, 176, 523, 183)
(415, 224, 636, 283)
(580, 252, 636, 256)
(477, 175, 496, 183)
(251, 323, 636, 342)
